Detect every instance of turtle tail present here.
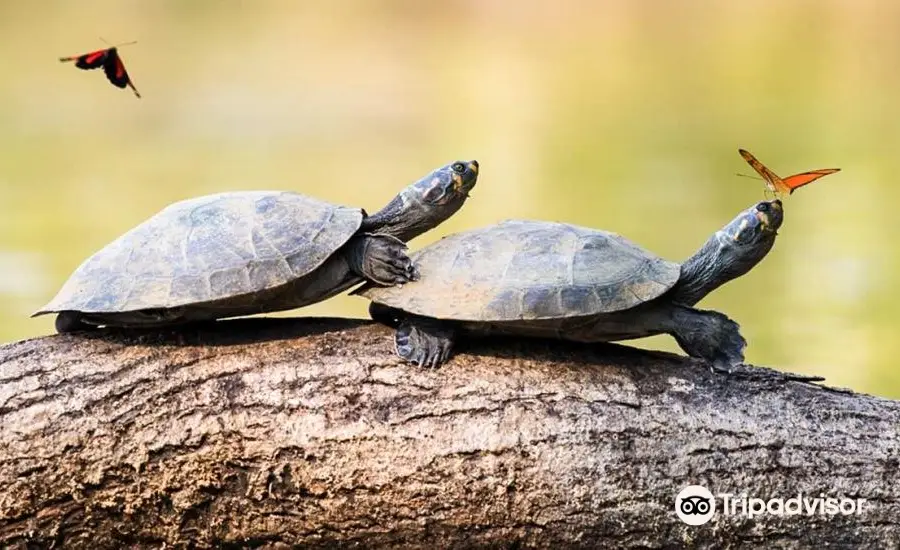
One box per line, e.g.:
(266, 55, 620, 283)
(55, 311, 96, 333)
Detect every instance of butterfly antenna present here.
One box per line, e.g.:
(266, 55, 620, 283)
(735, 172, 762, 181)
(99, 37, 137, 48)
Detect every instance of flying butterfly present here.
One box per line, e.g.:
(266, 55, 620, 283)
(59, 42, 141, 98)
(738, 149, 839, 196)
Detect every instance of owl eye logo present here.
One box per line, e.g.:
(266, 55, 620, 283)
(680, 495, 712, 515)
(675, 485, 716, 525)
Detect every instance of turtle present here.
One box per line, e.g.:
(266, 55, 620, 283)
(34, 160, 480, 333)
(357, 199, 783, 369)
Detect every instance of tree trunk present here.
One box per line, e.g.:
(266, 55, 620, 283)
(0, 318, 898, 549)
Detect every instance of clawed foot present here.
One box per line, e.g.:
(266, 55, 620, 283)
(710, 361, 742, 375)
(347, 234, 419, 286)
(672, 306, 747, 371)
(707, 325, 747, 373)
(395, 318, 456, 369)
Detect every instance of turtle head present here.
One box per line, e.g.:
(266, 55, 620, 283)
(722, 199, 783, 246)
(361, 160, 479, 241)
(669, 199, 783, 306)
(408, 159, 479, 202)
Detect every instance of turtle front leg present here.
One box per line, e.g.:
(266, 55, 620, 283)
(571, 302, 747, 370)
(344, 233, 419, 287)
(668, 304, 747, 370)
(396, 316, 458, 369)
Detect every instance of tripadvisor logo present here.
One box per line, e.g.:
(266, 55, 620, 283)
(675, 485, 867, 525)
(675, 485, 716, 525)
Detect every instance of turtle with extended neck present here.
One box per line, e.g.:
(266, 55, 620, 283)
(358, 200, 783, 369)
(35, 160, 479, 332)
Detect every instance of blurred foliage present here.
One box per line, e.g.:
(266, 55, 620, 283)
(1, 0, 898, 396)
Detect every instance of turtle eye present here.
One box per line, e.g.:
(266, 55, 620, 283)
(452, 162, 466, 174)
(757, 202, 769, 212)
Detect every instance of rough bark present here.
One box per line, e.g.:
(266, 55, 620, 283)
(0, 318, 898, 549)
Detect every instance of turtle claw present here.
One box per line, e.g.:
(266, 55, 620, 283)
(386, 255, 412, 271)
(394, 318, 457, 369)
(433, 336, 453, 367)
(395, 255, 420, 281)
(710, 359, 740, 375)
(347, 234, 416, 287)
(411, 344, 435, 369)
(387, 257, 419, 286)
(395, 325, 414, 360)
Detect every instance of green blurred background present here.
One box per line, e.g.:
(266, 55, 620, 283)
(1, 1, 897, 396)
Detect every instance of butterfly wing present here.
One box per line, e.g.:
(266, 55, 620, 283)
(738, 149, 789, 195)
(59, 48, 111, 70)
(781, 169, 841, 194)
(102, 50, 141, 98)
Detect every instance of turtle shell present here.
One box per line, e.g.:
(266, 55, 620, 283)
(359, 220, 680, 321)
(35, 191, 364, 315)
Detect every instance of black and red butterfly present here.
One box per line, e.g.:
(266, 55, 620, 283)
(59, 42, 141, 98)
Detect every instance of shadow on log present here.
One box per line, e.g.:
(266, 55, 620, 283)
(0, 317, 898, 548)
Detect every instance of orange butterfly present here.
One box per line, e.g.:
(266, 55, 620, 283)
(738, 149, 840, 196)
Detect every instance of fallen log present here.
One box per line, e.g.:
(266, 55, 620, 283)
(0, 318, 898, 548)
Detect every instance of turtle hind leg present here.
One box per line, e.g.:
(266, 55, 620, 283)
(669, 304, 747, 370)
(55, 311, 96, 333)
(345, 233, 419, 287)
(396, 316, 457, 369)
